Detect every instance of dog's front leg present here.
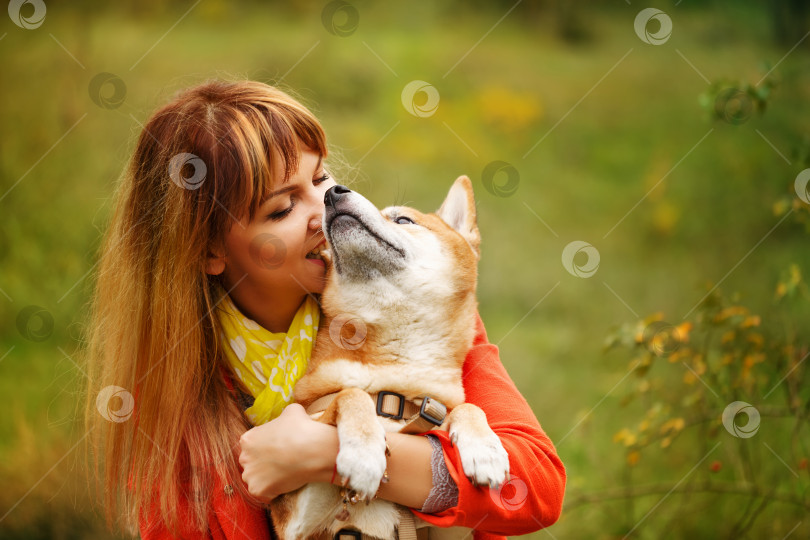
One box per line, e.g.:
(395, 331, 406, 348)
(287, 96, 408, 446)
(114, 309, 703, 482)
(319, 388, 387, 501)
(445, 403, 510, 488)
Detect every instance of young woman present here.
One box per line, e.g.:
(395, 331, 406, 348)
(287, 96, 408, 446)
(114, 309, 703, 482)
(85, 79, 565, 539)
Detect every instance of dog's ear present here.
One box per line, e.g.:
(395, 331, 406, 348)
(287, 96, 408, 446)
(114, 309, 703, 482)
(437, 175, 480, 258)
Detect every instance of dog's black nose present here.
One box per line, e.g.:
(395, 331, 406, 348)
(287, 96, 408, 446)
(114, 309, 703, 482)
(325, 185, 352, 207)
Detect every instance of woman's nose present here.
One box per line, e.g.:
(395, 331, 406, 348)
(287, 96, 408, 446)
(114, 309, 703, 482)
(308, 215, 322, 230)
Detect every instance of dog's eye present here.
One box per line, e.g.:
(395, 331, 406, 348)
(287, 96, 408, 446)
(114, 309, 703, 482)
(394, 216, 415, 225)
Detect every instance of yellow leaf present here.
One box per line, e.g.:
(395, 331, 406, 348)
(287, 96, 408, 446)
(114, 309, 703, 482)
(741, 315, 761, 328)
(643, 312, 666, 324)
(789, 264, 802, 284)
(613, 428, 631, 444)
(747, 333, 764, 348)
(714, 306, 748, 323)
(624, 432, 637, 446)
(627, 450, 641, 466)
(652, 201, 680, 236)
(721, 331, 735, 344)
(744, 353, 765, 368)
(675, 322, 692, 343)
(660, 418, 685, 435)
(683, 371, 696, 385)
(660, 436, 672, 449)
(693, 356, 707, 375)
(477, 86, 543, 132)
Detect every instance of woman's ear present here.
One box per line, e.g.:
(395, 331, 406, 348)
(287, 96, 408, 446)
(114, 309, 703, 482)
(205, 248, 226, 276)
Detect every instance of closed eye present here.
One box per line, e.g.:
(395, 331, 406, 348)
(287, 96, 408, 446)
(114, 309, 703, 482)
(268, 197, 296, 220)
(394, 216, 415, 225)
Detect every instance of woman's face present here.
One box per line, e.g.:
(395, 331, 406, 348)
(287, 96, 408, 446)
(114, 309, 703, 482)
(208, 147, 336, 329)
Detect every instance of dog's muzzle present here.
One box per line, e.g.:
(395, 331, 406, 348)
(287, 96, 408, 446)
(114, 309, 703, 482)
(324, 184, 352, 208)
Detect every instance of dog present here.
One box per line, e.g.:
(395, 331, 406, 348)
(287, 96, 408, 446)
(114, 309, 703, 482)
(269, 176, 510, 539)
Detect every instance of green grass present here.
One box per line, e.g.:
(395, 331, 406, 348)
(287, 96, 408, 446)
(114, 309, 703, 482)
(2, 1, 809, 538)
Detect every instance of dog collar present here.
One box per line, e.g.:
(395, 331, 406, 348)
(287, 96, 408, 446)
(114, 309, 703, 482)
(305, 391, 448, 435)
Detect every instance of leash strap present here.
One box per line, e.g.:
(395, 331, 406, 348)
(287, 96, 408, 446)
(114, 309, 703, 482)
(397, 507, 418, 540)
(333, 509, 426, 540)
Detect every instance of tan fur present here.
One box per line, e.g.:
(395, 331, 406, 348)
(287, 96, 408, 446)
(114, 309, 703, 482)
(270, 176, 509, 540)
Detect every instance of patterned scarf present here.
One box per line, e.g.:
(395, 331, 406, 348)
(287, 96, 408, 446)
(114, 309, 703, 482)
(216, 291, 319, 425)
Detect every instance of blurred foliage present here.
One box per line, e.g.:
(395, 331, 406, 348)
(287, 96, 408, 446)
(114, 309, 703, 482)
(597, 284, 810, 535)
(597, 209, 810, 536)
(698, 70, 778, 125)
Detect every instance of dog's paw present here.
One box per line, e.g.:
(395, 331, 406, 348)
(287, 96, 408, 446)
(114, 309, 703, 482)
(450, 426, 510, 488)
(335, 423, 387, 500)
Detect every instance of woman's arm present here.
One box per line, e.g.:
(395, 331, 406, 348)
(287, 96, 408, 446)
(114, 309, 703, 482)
(411, 313, 566, 535)
(239, 405, 436, 509)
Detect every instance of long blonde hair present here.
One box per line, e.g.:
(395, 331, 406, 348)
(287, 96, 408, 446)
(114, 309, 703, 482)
(84, 79, 327, 534)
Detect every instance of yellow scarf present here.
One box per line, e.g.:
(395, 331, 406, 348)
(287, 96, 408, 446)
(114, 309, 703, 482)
(216, 291, 320, 425)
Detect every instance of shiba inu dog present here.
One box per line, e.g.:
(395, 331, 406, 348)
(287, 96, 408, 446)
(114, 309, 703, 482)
(270, 177, 510, 540)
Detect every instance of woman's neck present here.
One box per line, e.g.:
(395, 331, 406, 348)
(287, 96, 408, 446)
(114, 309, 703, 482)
(227, 287, 305, 333)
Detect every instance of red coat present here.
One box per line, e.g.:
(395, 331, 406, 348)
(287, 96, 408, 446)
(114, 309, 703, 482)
(139, 314, 566, 539)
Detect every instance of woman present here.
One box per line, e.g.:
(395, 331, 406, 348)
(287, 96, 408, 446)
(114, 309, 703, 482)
(85, 79, 565, 539)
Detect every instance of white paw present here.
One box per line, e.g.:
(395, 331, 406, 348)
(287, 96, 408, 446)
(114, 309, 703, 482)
(450, 427, 510, 488)
(335, 423, 387, 500)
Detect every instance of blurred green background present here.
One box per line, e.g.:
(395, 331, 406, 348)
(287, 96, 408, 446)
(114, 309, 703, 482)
(2, 0, 810, 538)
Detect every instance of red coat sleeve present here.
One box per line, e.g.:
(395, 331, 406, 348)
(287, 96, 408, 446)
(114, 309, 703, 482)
(138, 473, 271, 540)
(411, 313, 566, 537)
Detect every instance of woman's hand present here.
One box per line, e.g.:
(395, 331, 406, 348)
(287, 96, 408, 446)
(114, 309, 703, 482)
(239, 403, 339, 502)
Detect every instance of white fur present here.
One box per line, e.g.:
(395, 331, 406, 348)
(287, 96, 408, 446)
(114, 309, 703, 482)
(335, 416, 388, 498)
(450, 424, 511, 488)
(435, 185, 467, 235)
(283, 484, 400, 539)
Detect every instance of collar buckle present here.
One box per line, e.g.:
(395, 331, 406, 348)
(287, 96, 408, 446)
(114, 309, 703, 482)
(376, 391, 406, 420)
